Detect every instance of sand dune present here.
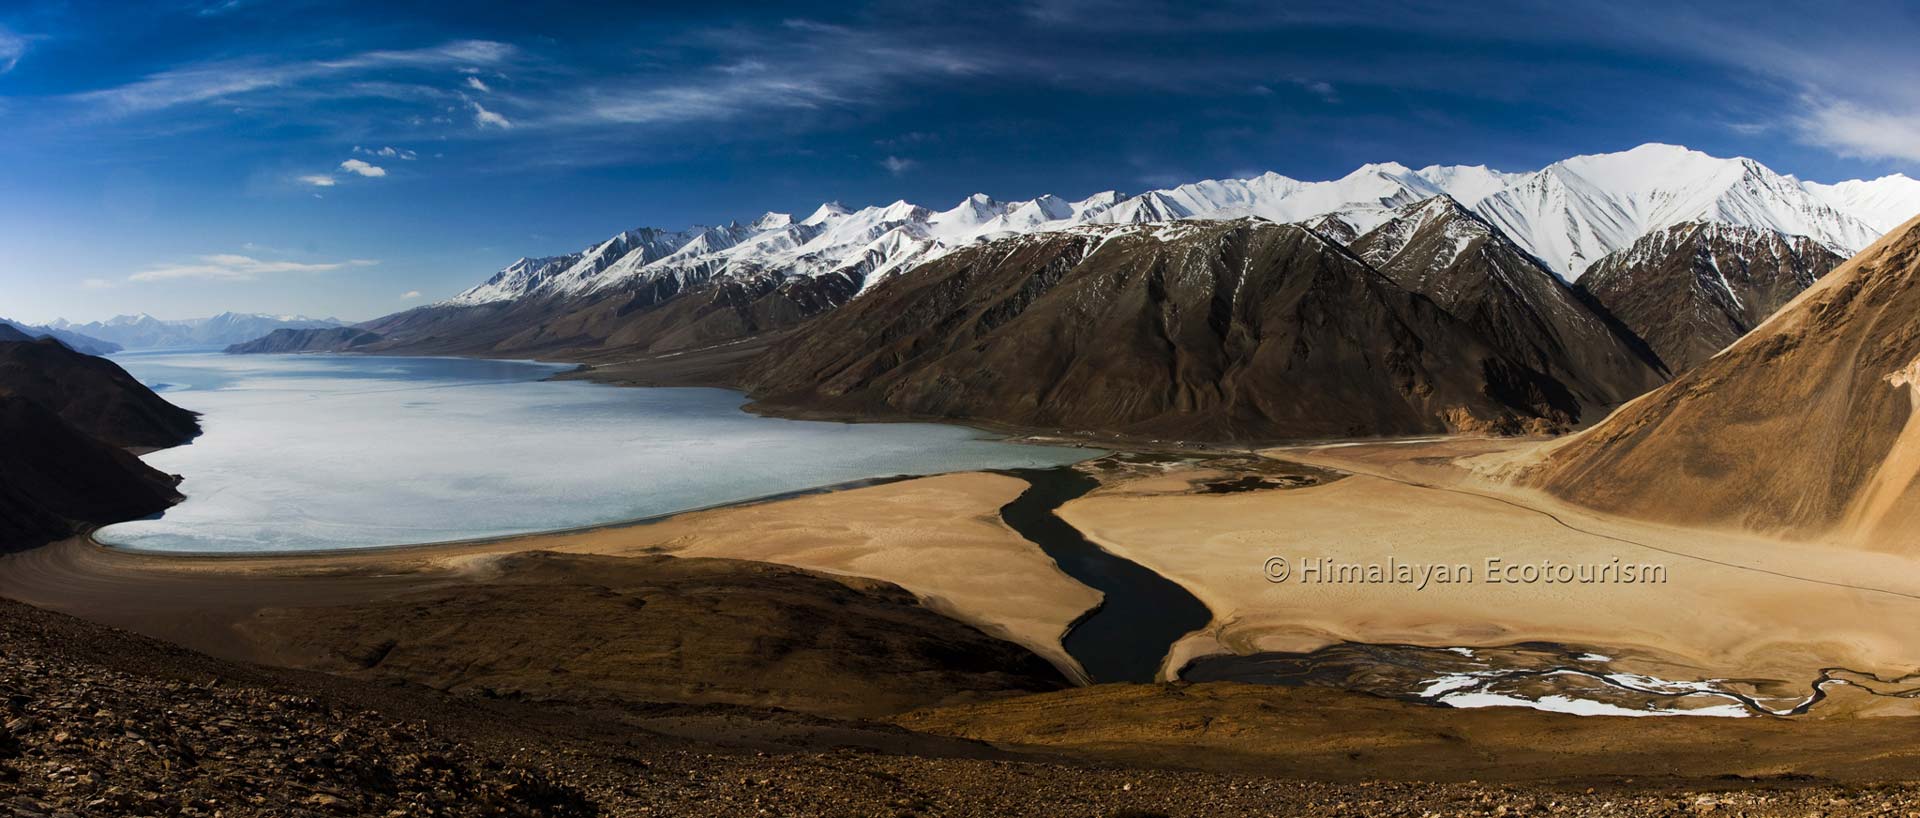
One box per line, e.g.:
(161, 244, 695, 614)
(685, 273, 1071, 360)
(1517, 214, 1920, 547)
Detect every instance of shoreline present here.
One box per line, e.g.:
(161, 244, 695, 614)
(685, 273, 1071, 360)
(87, 472, 930, 560)
(247, 339, 1506, 454)
(6, 468, 1114, 687)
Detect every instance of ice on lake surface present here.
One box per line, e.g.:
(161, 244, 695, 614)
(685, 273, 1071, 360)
(97, 351, 1097, 553)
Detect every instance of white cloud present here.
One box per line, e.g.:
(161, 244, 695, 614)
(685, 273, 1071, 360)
(339, 158, 386, 177)
(82, 278, 114, 290)
(1798, 99, 1920, 164)
(0, 27, 23, 74)
(584, 22, 986, 126)
(471, 101, 512, 128)
(355, 145, 417, 160)
(195, 0, 248, 16)
(130, 254, 376, 283)
(1291, 77, 1339, 103)
(73, 40, 515, 116)
(880, 155, 917, 176)
(400, 290, 422, 299)
(298, 174, 337, 187)
(465, 76, 491, 93)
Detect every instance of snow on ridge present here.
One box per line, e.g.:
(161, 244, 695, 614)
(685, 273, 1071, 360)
(1803, 173, 1920, 234)
(442, 144, 1917, 307)
(1475, 143, 1883, 280)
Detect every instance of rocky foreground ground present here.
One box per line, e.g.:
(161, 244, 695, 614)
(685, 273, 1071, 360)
(9, 594, 1920, 817)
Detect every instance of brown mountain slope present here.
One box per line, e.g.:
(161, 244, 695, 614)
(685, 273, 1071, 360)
(0, 339, 199, 448)
(238, 265, 860, 359)
(243, 551, 1071, 719)
(1351, 197, 1668, 415)
(1576, 222, 1845, 373)
(1299, 212, 1361, 244)
(0, 396, 183, 549)
(744, 219, 1587, 441)
(223, 326, 383, 353)
(1521, 215, 1920, 545)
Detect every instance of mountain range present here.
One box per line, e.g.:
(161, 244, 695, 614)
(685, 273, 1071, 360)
(224, 143, 1920, 441)
(745, 216, 1647, 439)
(47, 312, 345, 350)
(0, 318, 122, 356)
(439, 143, 1915, 315)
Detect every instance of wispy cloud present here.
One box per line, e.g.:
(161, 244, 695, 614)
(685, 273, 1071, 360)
(193, 0, 249, 16)
(130, 254, 376, 283)
(297, 174, 337, 187)
(339, 158, 386, 177)
(1798, 99, 1920, 163)
(471, 101, 512, 128)
(1291, 77, 1339, 103)
(1555, 1, 1920, 170)
(354, 145, 417, 160)
(582, 20, 988, 127)
(71, 40, 515, 116)
(0, 26, 24, 74)
(465, 76, 491, 93)
(880, 155, 917, 176)
(400, 290, 422, 299)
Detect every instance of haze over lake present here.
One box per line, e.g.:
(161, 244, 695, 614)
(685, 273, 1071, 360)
(97, 351, 1095, 553)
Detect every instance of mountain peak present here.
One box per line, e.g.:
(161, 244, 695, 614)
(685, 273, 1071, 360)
(1346, 161, 1414, 179)
(429, 144, 1914, 309)
(803, 202, 851, 225)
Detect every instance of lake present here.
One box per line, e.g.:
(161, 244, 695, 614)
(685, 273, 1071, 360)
(96, 351, 1097, 553)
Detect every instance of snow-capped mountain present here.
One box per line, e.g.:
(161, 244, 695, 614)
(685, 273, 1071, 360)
(1802, 174, 1920, 234)
(444, 162, 1516, 308)
(50, 312, 346, 349)
(0, 318, 121, 355)
(443, 143, 1918, 311)
(1475, 144, 1879, 278)
(1576, 222, 1845, 372)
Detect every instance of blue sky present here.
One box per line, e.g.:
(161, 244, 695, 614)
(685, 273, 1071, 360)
(3, 0, 1918, 323)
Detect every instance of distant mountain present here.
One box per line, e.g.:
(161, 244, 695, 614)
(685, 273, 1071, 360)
(743, 219, 1589, 440)
(225, 327, 383, 354)
(1521, 213, 1920, 545)
(0, 318, 122, 355)
(1577, 222, 1846, 372)
(432, 144, 1906, 318)
(1348, 196, 1667, 414)
(441, 162, 1519, 311)
(50, 312, 345, 349)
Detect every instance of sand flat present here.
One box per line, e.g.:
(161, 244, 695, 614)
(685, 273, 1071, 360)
(4, 472, 1102, 682)
(1058, 438, 1920, 692)
(493, 471, 1102, 679)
